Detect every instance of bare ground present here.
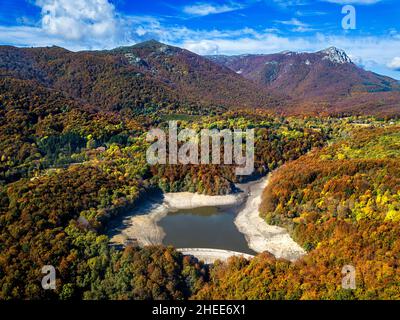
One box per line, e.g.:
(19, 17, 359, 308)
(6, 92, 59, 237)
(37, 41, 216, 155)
(234, 176, 306, 261)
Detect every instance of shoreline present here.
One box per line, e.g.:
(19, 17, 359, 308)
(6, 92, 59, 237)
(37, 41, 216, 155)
(234, 175, 306, 261)
(110, 175, 305, 262)
(110, 189, 246, 247)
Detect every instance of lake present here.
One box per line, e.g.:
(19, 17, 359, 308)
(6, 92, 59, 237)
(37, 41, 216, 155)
(159, 205, 256, 255)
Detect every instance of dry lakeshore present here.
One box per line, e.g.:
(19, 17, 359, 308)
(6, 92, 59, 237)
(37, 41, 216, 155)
(110, 190, 246, 247)
(234, 176, 306, 261)
(111, 175, 305, 262)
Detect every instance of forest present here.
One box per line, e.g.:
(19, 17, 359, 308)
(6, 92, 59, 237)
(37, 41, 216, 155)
(196, 125, 400, 299)
(0, 78, 330, 299)
(1, 44, 400, 300)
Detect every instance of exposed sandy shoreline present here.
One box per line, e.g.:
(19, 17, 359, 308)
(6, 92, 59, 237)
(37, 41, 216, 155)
(234, 176, 306, 261)
(111, 175, 305, 262)
(110, 190, 246, 247)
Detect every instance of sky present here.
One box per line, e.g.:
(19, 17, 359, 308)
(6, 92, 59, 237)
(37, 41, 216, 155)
(0, 0, 400, 79)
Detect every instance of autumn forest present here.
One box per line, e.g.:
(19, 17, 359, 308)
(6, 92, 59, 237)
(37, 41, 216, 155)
(0, 41, 399, 301)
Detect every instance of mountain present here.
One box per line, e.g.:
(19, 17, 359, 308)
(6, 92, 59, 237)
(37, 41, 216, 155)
(207, 47, 400, 115)
(109, 41, 281, 110)
(1, 42, 399, 116)
(207, 47, 400, 99)
(0, 44, 181, 113)
(0, 40, 279, 114)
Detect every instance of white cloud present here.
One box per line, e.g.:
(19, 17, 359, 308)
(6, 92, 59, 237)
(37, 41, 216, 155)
(0, 25, 69, 47)
(279, 18, 308, 27)
(183, 2, 244, 16)
(181, 35, 311, 55)
(166, 29, 400, 78)
(387, 57, 400, 71)
(322, 0, 383, 4)
(277, 18, 314, 32)
(37, 0, 117, 40)
(295, 10, 327, 17)
(272, 0, 311, 6)
(185, 40, 220, 55)
(0, 0, 142, 50)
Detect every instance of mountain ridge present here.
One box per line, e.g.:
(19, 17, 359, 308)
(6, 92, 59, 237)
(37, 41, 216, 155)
(207, 46, 400, 116)
(0, 41, 399, 116)
(0, 41, 281, 114)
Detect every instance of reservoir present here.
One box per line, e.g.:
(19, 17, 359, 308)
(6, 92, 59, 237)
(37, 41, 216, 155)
(159, 205, 256, 255)
(109, 175, 306, 262)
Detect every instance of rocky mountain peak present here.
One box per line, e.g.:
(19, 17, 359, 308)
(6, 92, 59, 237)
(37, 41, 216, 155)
(319, 47, 352, 64)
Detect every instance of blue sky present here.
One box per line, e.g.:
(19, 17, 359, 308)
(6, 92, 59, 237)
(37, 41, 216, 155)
(0, 0, 400, 78)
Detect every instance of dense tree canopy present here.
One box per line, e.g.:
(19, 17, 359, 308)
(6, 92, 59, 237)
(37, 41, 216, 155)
(196, 126, 400, 300)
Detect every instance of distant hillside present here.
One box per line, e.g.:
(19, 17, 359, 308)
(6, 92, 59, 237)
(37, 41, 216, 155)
(207, 47, 400, 116)
(0, 44, 184, 114)
(109, 41, 281, 110)
(0, 41, 279, 114)
(1, 42, 399, 116)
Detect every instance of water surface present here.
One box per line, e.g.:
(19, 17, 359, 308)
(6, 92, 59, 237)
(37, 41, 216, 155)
(159, 205, 256, 255)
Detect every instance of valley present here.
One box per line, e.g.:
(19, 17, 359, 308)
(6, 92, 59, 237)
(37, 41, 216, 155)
(0, 40, 399, 301)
